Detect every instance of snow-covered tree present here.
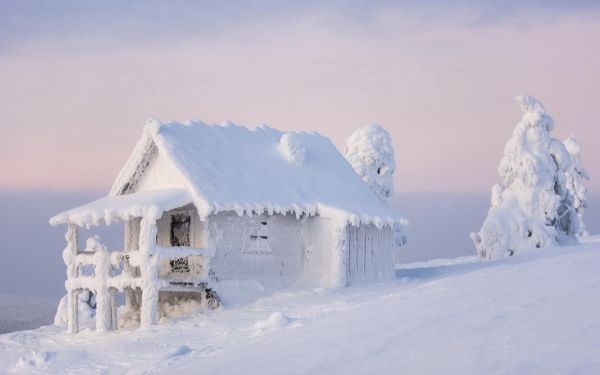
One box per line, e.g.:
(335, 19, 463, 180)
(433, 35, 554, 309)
(344, 124, 396, 201)
(563, 135, 589, 236)
(471, 95, 584, 259)
(345, 125, 406, 247)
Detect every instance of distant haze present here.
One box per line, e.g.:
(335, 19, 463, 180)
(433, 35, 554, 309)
(1, 191, 599, 299)
(0, 1, 599, 193)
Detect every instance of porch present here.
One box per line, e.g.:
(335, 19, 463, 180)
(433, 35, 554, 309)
(50, 189, 215, 333)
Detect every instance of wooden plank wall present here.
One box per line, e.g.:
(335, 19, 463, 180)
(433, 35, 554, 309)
(347, 224, 394, 285)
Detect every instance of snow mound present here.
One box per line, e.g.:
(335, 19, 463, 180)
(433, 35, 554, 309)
(344, 124, 395, 201)
(472, 95, 588, 259)
(253, 312, 290, 333)
(53, 292, 95, 327)
(278, 133, 306, 166)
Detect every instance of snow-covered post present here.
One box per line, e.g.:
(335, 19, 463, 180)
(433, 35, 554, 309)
(110, 288, 118, 330)
(94, 242, 113, 331)
(123, 220, 138, 314)
(139, 216, 159, 327)
(64, 224, 79, 333)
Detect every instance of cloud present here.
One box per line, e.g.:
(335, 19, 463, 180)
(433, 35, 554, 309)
(1, 0, 599, 55)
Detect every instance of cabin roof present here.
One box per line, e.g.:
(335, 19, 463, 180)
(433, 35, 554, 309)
(55, 119, 407, 227)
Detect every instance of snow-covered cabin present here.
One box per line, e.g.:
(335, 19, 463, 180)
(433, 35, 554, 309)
(50, 119, 407, 332)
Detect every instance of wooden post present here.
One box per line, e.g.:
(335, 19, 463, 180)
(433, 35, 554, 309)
(139, 217, 159, 327)
(95, 247, 113, 331)
(141, 286, 158, 327)
(66, 224, 79, 334)
(110, 288, 118, 330)
(124, 220, 138, 314)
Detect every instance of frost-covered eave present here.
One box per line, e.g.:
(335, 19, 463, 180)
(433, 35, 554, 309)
(196, 200, 408, 229)
(51, 191, 407, 230)
(317, 204, 408, 229)
(50, 188, 193, 228)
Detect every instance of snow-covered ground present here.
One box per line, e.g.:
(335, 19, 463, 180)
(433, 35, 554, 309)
(2, 238, 600, 374)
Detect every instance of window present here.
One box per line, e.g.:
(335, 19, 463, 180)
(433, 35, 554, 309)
(249, 220, 268, 240)
(243, 219, 272, 256)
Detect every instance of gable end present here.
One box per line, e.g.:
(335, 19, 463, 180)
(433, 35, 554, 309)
(116, 141, 158, 195)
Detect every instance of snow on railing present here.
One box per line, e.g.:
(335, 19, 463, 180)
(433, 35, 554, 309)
(125, 246, 209, 267)
(155, 246, 209, 261)
(72, 248, 210, 287)
(64, 230, 210, 333)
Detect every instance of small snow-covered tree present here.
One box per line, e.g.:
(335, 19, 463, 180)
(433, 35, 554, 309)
(563, 135, 589, 236)
(344, 124, 396, 201)
(345, 125, 406, 247)
(471, 95, 582, 259)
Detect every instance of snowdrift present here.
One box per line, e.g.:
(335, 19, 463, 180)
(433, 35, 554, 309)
(2, 238, 600, 374)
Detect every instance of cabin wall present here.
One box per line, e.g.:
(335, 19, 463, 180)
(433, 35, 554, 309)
(346, 224, 395, 285)
(208, 212, 303, 288)
(298, 216, 336, 287)
(124, 207, 394, 289)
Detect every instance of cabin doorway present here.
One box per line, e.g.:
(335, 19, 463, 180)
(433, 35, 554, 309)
(170, 213, 190, 247)
(170, 213, 191, 273)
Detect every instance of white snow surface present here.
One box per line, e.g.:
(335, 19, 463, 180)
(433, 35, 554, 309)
(2, 238, 600, 374)
(50, 189, 192, 227)
(109, 119, 406, 226)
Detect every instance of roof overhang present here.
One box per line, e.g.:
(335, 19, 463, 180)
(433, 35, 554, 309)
(49, 188, 193, 227)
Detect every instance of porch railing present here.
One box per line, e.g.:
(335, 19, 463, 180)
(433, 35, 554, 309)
(64, 223, 211, 333)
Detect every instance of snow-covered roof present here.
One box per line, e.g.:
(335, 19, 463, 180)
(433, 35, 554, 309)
(56, 119, 406, 227)
(50, 189, 192, 227)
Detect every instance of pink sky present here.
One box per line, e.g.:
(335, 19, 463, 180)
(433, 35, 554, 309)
(0, 3, 599, 193)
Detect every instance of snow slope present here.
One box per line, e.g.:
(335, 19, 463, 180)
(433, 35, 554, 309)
(2, 239, 600, 374)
